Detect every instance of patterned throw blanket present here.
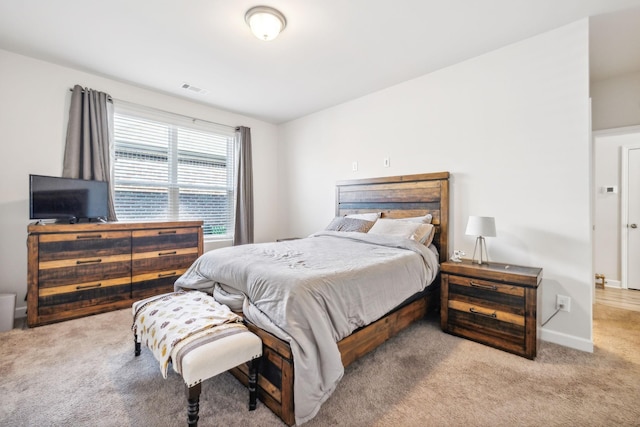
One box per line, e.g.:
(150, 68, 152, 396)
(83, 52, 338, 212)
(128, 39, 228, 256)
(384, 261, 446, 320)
(132, 290, 245, 378)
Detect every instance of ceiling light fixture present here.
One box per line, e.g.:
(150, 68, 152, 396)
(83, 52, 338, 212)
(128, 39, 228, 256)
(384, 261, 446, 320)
(245, 6, 287, 41)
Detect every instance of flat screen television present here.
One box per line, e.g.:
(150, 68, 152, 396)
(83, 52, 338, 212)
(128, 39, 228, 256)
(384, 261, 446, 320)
(29, 174, 108, 223)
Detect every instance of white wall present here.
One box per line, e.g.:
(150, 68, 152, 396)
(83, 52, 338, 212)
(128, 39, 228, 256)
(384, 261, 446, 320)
(591, 71, 640, 131)
(279, 20, 593, 351)
(0, 49, 280, 319)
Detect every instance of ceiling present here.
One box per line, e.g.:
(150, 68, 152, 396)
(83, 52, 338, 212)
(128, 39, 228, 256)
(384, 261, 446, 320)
(1, 0, 640, 124)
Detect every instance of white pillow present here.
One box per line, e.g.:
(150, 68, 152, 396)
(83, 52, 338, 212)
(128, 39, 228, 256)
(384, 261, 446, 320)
(413, 223, 435, 245)
(346, 212, 381, 222)
(398, 214, 433, 224)
(369, 218, 435, 245)
(368, 218, 421, 239)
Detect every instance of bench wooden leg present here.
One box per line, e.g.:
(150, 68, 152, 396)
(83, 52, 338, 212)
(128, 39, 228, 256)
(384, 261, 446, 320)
(248, 357, 260, 411)
(134, 335, 141, 357)
(187, 382, 201, 427)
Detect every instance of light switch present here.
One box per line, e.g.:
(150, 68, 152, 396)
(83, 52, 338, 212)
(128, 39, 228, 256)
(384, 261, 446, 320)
(352, 161, 358, 172)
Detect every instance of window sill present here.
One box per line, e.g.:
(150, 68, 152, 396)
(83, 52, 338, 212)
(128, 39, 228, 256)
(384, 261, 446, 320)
(203, 237, 233, 252)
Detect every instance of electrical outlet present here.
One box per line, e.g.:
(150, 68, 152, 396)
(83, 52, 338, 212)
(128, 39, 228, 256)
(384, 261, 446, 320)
(556, 294, 571, 312)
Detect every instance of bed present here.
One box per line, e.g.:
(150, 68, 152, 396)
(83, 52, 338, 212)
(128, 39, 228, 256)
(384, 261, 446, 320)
(174, 172, 449, 425)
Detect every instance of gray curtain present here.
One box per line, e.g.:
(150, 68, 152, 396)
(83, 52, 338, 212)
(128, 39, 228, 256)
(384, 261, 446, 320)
(62, 84, 117, 221)
(233, 126, 254, 245)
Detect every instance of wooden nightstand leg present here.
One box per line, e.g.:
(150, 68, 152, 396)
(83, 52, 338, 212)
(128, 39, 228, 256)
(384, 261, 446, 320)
(440, 274, 449, 330)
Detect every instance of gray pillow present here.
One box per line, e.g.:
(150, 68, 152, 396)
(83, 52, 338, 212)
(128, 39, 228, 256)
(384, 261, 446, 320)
(325, 217, 375, 233)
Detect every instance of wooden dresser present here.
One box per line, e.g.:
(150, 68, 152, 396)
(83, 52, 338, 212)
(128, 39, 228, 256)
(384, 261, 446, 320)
(440, 259, 542, 359)
(27, 221, 203, 327)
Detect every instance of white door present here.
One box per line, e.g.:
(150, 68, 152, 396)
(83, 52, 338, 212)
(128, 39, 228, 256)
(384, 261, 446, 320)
(628, 148, 640, 290)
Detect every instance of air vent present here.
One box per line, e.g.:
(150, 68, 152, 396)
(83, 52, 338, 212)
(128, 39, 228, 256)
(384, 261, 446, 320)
(181, 83, 208, 95)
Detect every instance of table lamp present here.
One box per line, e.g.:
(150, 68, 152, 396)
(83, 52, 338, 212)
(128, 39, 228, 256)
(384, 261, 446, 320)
(465, 216, 496, 264)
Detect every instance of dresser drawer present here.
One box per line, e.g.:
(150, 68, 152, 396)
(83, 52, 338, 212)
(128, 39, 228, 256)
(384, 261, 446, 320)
(131, 269, 189, 299)
(132, 227, 200, 253)
(131, 250, 198, 298)
(38, 277, 132, 315)
(132, 247, 199, 273)
(37, 231, 132, 313)
(131, 227, 200, 299)
(38, 253, 131, 288)
(38, 254, 131, 312)
(38, 231, 131, 261)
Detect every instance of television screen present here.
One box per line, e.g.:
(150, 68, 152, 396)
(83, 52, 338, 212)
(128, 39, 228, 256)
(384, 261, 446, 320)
(30, 174, 108, 222)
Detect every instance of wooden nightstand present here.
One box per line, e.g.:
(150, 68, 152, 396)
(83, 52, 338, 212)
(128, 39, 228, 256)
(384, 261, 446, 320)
(440, 259, 542, 359)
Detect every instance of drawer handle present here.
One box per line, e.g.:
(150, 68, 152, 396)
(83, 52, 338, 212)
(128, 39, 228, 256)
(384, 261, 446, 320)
(158, 251, 177, 256)
(470, 281, 497, 291)
(76, 283, 102, 290)
(158, 271, 177, 278)
(469, 307, 497, 318)
(76, 259, 102, 265)
(158, 230, 177, 235)
(76, 234, 102, 239)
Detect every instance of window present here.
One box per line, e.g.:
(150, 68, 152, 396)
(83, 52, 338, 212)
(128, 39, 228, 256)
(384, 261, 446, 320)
(112, 102, 237, 239)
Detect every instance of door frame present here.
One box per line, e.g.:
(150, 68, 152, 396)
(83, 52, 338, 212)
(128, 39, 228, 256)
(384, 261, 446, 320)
(621, 142, 640, 289)
(592, 125, 640, 292)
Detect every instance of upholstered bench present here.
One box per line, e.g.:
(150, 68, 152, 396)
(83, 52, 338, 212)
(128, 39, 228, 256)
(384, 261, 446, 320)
(132, 291, 262, 427)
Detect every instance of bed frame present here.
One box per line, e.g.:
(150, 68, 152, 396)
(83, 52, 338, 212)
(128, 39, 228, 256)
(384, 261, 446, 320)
(230, 172, 450, 425)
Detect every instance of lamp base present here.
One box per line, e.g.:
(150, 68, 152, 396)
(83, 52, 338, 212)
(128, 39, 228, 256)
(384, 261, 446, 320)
(471, 236, 490, 265)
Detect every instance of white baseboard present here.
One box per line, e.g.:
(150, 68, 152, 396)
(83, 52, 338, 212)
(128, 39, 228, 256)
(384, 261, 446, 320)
(603, 279, 621, 289)
(540, 328, 594, 353)
(14, 306, 27, 319)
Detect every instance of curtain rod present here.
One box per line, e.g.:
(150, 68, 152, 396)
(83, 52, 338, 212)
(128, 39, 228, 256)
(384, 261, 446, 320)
(68, 87, 237, 130)
(68, 87, 113, 102)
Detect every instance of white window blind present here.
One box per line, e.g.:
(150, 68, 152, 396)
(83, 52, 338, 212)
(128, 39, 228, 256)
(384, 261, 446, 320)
(112, 102, 237, 239)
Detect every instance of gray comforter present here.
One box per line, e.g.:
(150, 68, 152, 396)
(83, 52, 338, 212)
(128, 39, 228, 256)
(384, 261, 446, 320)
(174, 231, 439, 424)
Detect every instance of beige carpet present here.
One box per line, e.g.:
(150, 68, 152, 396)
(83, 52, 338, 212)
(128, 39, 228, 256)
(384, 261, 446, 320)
(0, 304, 638, 426)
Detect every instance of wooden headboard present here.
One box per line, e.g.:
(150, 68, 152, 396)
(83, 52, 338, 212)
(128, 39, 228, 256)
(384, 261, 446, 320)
(335, 172, 450, 263)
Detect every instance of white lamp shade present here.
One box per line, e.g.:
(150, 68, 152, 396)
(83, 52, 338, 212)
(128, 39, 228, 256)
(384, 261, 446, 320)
(245, 7, 286, 41)
(465, 216, 496, 237)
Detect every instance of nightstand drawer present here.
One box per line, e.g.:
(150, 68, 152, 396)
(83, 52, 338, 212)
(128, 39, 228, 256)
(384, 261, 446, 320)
(446, 273, 527, 354)
(440, 260, 542, 359)
(447, 300, 524, 326)
(447, 275, 525, 318)
(447, 307, 526, 355)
